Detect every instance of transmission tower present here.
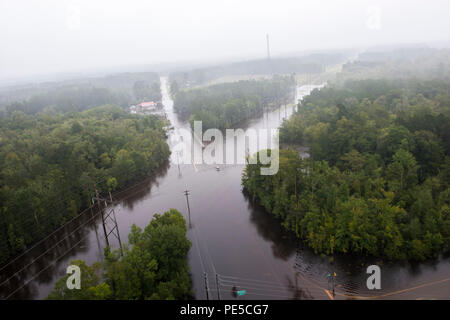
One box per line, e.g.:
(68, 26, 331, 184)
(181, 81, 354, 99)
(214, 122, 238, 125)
(93, 186, 123, 256)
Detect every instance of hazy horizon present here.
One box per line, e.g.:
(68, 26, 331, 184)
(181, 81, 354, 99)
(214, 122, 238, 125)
(1, 0, 450, 82)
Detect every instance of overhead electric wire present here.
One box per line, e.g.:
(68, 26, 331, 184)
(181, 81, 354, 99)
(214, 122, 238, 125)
(218, 278, 298, 291)
(0, 209, 102, 289)
(0, 172, 158, 274)
(219, 282, 296, 295)
(3, 232, 91, 300)
(0, 177, 111, 267)
(218, 274, 291, 286)
(1, 168, 188, 296)
(0, 203, 97, 275)
(209, 287, 297, 300)
(218, 276, 325, 295)
(190, 227, 206, 275)
(239, 291, 296, 299)
(5, 198, 97, 237)
(193, 224, 217, 276)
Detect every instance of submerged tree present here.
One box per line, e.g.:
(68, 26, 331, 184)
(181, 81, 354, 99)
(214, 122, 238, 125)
(47, 209, 192, 300)
(245, 79, 450, 261)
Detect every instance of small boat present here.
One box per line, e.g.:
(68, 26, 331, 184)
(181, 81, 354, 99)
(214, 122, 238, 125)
(215, 166, 220, 171)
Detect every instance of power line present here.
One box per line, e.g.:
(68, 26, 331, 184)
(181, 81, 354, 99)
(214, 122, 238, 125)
(0, 173, 147, 274)
(181, 188, 217, 277)
(92, 188, 123, 256)
(0, 175, 117, 272)
(0, 204, 96, 275)
(1, 172, 177, 297)
(203, 272, 209, 300)
(215, 273, 221, 300)
(218, 278, 298, 291)
(6, 178, 205, 297)
(94, 185, 109, 248)
(218, 276, 326, 300)
(3, 232, 91, 300)
(190, 226, 206, 274)
(190, 216, 217, 276)
(0, 209, 102, 290)
(218, 274, 286, 286)
(200, 238, 217, 276)
(208, 288, 296, 300)
(234, 291, 295, 299)
(219, 283, 297, 295)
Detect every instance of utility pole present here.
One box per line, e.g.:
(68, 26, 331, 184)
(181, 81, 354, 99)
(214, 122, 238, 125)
(183, 190, 191, 228)
(204, 272, 209, 300)
(92, 186, 123, 256)
(176, 151, 181, 175)
(215, 273, 221, 300)
(108, 192, 123, 256)
(94, 185, 109, 248)
(91, 197, 103, 255)
(90, 197, 95, 218)
(331, 273, 335, 297)
(327, 270, 336, 298)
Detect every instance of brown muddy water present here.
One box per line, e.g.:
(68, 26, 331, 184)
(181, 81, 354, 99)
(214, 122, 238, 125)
(1, 78, 449, 300)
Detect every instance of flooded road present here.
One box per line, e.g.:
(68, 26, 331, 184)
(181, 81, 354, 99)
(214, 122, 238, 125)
(1, 77, 449, 300)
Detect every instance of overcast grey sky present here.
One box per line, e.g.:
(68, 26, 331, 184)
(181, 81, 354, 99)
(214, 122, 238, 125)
(1, 0, 449, 80)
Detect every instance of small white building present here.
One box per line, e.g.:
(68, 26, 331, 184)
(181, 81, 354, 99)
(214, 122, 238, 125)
(129, 101, 159, 115)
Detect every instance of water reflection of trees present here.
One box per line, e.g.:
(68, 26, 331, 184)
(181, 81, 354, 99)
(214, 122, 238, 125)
(245, 192, 450, 298)
(0, 210, 101, 299)
(0, 161, 171, 300)
(245, 193, 296, 261)
(285, 273, 314, 300)
(117, 161, 169, 210)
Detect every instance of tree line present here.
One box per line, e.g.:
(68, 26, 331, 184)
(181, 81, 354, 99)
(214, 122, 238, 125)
(133, 80, 162, 103)
(47, 209, 192, 300)
(0, 105, 170, 264)
(338, 48, 450, 82)
(172, 76, 296, 131)
(243, 79, 450, 261)
(0, 72, 162, 116)
(168, 54, 346, 89)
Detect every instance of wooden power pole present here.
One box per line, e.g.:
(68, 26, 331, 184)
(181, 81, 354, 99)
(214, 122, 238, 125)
(183, 189, 191, 228)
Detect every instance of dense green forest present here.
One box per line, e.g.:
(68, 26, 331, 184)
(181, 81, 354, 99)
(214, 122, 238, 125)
(1, 87, 130, 115)
(243, 79, 450, 261)
(338, 48, 450, 82)
(173, 76, 296, 130)
(47, 209, 192, 300)
(169, 53, 347, 89)
(0, 106, 170, 264)
(132, 80, 162, 102)
(0, 72, 161, 116)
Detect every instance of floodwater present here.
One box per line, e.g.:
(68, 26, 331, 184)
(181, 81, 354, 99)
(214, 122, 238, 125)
(1, 77, 449, 300)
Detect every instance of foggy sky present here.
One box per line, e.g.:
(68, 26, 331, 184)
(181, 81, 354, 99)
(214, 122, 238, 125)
(1, 0, 449, 80)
